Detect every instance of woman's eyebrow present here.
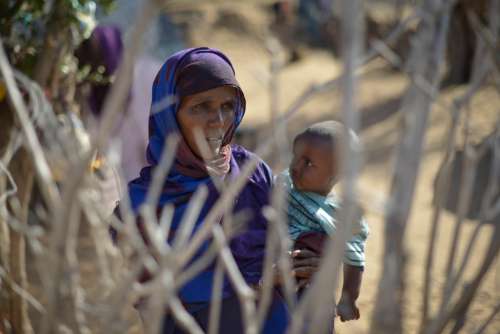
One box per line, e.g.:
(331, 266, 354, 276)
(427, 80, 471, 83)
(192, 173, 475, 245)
(190, 96, 235, 106)
(188, 97, 211, 105)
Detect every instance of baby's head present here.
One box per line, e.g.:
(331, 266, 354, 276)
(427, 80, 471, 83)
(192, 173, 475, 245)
(290, 121, 357, 196)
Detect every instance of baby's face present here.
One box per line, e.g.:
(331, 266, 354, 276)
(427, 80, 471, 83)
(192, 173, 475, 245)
(290, 136, 338, 196)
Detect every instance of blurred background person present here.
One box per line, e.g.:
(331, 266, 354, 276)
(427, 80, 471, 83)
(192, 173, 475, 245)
(75, 24, 162, 215)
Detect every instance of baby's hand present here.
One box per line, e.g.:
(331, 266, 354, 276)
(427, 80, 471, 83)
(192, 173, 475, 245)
(336, 294, 360, 322)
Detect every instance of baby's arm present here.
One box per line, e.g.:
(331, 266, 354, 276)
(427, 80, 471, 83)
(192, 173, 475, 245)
(337, 207, 369, 321)
(337, 264, 363, 321)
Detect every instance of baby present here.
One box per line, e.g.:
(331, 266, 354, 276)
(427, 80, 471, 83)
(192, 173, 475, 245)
(280, 120, 369, 323)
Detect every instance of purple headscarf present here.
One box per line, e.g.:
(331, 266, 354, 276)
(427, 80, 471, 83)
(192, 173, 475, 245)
(76, 25, 124, 116)
(123, 47, 247, 302)
(128, 47, 246, 213)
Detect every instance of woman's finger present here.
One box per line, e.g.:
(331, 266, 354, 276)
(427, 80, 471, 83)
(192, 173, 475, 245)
(292, 257, 321, 268)
(296, 278, 309, 290)
(292, 267, 317, 278)
(292, 249, 319, 259)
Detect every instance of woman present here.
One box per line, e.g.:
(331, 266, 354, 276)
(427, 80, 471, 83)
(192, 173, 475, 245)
(119, 47, 289, 333)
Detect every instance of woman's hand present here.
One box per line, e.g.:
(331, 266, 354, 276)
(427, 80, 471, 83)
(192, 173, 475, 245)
(291, 249, 321, 282)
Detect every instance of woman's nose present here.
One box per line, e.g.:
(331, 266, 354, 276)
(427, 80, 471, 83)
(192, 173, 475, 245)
(208, 108, 225, 127)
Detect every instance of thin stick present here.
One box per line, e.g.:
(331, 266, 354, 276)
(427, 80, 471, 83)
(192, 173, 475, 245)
(439, 108, 478, 312)
(0, 265, 45, 313)
(421, 102, 462, 327)
(467, 9, 500, 73)
(93, 0, 158, 154)
(424, 224, 500, 334)
(65, 195, 89, 334)
(173, 214, 245, 290)
(207, 259, 224, 334)
(143, 270, 174, 334)
(473, 302, 500, 334)
(422, 37, 494, 326)
(176, 151, 263, 267)
(255, 36, 295, 333)
(168, 296, 204, 334)
(144, 134, 180, 209)
(159, 204, 175, 248)
(0, 39, 59, 209)
(444, 125, 500, 316)
(279, 11, 421, 123)
(212, 225, 257, 334)
(37, 1, 158, 329)
(0, 161, 17, 204)
(371, 1, 453, 332)
(172, 185, 208, 250)
(174, 244, 219, 289)
(309, 0, 364, 332)
(254, 207, 280, 331)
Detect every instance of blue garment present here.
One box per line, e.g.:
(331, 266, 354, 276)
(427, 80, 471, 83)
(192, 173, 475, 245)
(161, 291, 289, 334)
(163, 146, 289, 333)
(130, 146, 289, 333)
(175, 145, 275, 301)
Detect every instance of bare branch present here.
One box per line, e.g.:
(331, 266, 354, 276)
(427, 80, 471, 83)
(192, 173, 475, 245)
(474, 302, 500, 334)
(0, 40, 59, 209)
(0, 265, 45, 314)
(372, 1, 453, 332)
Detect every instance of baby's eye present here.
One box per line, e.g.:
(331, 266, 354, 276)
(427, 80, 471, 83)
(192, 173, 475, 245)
(305, 159, 313, 167)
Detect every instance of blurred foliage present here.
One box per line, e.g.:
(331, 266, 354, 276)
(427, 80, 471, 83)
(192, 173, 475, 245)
(0, 0, 115, 83)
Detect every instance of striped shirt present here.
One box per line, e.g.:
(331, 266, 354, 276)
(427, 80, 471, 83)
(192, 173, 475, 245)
(278, 170, 369, 267)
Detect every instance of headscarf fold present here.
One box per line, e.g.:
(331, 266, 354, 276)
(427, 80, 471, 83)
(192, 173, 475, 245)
(128, 47, 245, 217)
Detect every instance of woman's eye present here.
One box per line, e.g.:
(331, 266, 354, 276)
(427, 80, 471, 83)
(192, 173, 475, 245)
(221, 102, 234, 113)
(305, 160, 313, 167)
(191, 103, 209, 114)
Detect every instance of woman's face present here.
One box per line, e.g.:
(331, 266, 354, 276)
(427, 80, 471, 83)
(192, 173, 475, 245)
(177, 86, 237, 158)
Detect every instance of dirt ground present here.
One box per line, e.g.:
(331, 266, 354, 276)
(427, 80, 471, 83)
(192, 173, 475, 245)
(23, 3, 499, 334)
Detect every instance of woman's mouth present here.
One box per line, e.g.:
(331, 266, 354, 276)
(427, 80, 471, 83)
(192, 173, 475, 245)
(206, 137, 223, 155)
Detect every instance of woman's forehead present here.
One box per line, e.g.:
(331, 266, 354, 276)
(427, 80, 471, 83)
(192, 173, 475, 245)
(182, 86, 237, 104)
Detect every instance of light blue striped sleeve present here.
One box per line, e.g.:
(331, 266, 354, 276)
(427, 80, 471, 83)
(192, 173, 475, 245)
(343, 216, 369, 267)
